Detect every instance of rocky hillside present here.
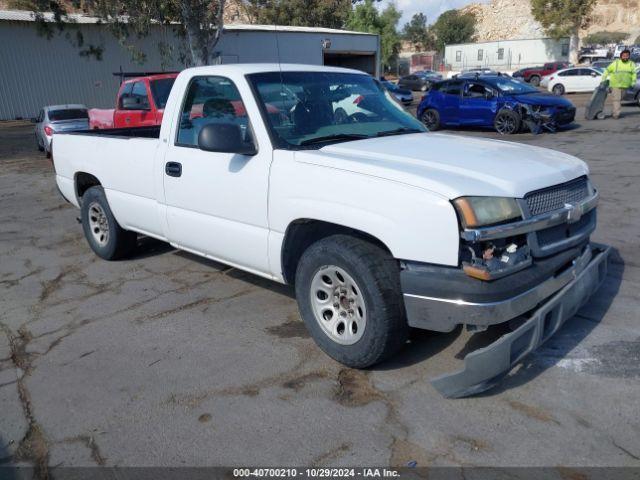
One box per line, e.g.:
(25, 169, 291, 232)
(462, 0, 640, 43)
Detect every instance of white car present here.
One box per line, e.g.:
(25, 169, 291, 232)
(547, 67, 604, 95)
(51, 64, 610, 398)
(33, 104, 89, 155)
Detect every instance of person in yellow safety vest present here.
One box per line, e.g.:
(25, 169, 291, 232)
(602, 49, 637, 119)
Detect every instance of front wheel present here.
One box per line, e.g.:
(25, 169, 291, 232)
(529, 76, 541, 87)
(420, 108, 441, 131)
(552, 84, 565, 96)
(81, 186, 137, 260)
(494, 110, 521, 135)
(295, 235, 408, 368)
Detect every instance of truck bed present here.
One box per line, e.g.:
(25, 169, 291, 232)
(70, 125, 161, 139)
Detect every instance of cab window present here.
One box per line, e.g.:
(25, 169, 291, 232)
(131, 82, 150, 109)
(443, 81, 463, 96)
(464, 82, 490, 98)
(176, 76, 250, 148)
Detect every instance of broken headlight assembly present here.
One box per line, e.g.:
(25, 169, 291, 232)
(453, 197, 532, 280)
(453, 196, 522, 228)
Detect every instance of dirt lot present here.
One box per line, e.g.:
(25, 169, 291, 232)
(1, 94, 639, 472)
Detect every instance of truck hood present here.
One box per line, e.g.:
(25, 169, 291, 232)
(506, 92, 574, 108)
(295, 133, 588, 199)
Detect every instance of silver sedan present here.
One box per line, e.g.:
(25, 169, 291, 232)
(34, 104, 89, 156)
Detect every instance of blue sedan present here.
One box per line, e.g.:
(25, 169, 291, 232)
(416, 76, 576, 134)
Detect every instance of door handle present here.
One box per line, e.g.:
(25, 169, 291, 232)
(165, 162, 182, 177)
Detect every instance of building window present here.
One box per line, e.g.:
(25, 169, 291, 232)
(477, 49, 483, 61)
(456, 50, 462, 62)
(561, 43, 570, 56)
(497, 48, 504, 60)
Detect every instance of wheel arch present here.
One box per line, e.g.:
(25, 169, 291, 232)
(74, 172, 102, 202)
(280, 219, 393, 285)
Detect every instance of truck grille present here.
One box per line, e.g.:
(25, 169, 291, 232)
(525, 176, 589, 216)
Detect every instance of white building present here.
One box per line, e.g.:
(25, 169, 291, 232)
(444, 37, 570, 71)
(0, 10, 380, 120)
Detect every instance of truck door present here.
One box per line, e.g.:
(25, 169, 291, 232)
(114, 81, 156, 128)
(162, 75, 271, 275)
(459, 81, 496, 126)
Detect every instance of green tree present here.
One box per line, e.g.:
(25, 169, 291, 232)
(431, 9, 475, 53)
(346, 0, 401, 70)
(10, 0, 227, 66)
(245, 0, 353, 29)
(402, 12, 435, 51)
(531, 0, 598, 64)
(583, 31, 630, 45)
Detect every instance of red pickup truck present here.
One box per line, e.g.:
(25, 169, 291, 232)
(89, 73, 178, 129)
(512, 62, 571, 86)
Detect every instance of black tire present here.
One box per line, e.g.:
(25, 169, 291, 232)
(420, 108, 441, 131)
(494, 109, 521, 135)
(36, 135, 44, 152)
(636, 92, 640, 108)
(80, 186, 137, 260)
(529, 75, 541, 87)
(552, 84, 565, 96)
(295, 235, 408, 368)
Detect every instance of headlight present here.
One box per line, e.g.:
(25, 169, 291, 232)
(453, 196, 521, 228)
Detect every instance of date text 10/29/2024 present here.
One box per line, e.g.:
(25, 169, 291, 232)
(233, 468, 402, 478)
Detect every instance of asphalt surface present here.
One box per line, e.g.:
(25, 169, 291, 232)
(1, 92, 639, 472)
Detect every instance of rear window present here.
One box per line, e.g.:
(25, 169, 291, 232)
(150, 78, 176, 109)
(48, 109, 88, 121)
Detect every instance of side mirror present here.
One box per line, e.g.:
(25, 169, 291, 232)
(121, 96, 150, 110)
(484, 90, 495, 100)
(198, 123, 257, 156)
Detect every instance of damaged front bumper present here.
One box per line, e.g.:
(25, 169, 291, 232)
(402, 243, 610, 398)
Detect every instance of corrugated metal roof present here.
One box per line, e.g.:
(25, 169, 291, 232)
(0, 9, 374, 35)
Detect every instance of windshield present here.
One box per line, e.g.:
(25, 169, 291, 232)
(48, 109, 88, 121)
(150, 78, 176, 109)
(248, 71, 425, 148)
(486, 78, 539, 94)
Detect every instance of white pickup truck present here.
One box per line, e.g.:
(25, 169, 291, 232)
(53, 64, 609, 397)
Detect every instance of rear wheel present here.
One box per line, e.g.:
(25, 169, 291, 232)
(81, 186, 137, 260)
(494, 110, 521, 135)
(420, 108, 441, 131)
(36, 135, 44, 152)
(529, 75, 541, 87)
(295, 235, 408, 368)
(552, 84, 565, 96)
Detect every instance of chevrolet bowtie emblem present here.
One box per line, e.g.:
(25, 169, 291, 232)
(565, 203, 582, 224)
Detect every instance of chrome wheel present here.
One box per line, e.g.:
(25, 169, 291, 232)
(88, 202, 109, 247)
(309, 265, 367, 345)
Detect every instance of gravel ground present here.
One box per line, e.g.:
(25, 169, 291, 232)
(0, 92, 639, 473)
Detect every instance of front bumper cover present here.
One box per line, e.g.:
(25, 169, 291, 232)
(429, 244, 610, 398)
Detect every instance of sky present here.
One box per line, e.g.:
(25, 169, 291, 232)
(377, 0, 490, 28)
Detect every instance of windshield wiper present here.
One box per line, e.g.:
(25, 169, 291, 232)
(299, 133, 369, 146)
(375, 127, 423, 137)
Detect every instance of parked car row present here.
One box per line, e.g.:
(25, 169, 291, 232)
(31, 61, 640, 156)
